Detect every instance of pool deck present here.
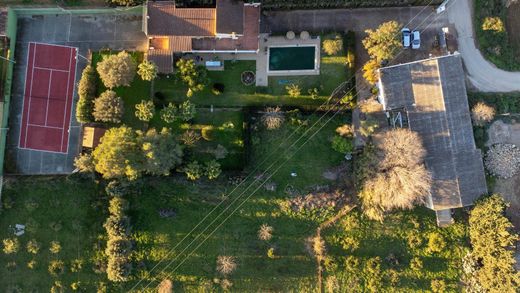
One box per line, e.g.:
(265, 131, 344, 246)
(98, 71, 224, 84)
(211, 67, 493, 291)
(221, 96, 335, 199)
(256, 34, 321, 86)
(191, 33, 321, 87)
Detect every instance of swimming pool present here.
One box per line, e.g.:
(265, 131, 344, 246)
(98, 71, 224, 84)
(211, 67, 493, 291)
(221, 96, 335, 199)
(268, 46, 317, 71)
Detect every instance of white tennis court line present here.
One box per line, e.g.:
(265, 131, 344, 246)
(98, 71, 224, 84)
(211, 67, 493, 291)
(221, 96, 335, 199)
(18, 43, 31, 150)
(60, 47, 75, 153)
(19, 42, 77, 154)
(33, 66, 70, 73)
(27, 123, 64, 130)
(44, 70, 52, 127)
(23, 43, 37, 148)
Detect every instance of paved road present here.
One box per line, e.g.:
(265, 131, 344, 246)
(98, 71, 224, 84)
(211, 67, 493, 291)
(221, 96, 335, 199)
(447, 0, 520, 92)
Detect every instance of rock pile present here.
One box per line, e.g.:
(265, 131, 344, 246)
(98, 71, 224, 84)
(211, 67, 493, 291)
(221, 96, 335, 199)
(484, 144, 520, 179)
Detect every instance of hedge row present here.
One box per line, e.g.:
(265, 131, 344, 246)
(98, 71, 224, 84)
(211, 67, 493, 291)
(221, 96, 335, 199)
(103, 182, 133, 282)
(76, 65, 97, 123)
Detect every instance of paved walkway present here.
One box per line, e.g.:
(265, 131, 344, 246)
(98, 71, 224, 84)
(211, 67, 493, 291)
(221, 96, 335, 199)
(447, 0, 520, 92)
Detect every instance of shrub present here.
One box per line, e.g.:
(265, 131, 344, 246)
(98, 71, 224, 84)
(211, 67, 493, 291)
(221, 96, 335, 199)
(50, 281, 64, 293)
(261, 106, 285, 130)
(308, 87, 320, 99)
(109, 197, 129, 217)
(137, 59, 158, 81)
(205, 160, 221, 180)
(6, 261, 17, 271)
(49, 241, 62, 254)
(471, 102, 495, 126)
(267, 247, 276, 259)
(160, 103, 178, 123)
(216, 255, 237, 275)
(482, 17, 505, 32)
(212, 83, 225, 95)
(323, 38, 343, 56)
(182, 161, 204, 181)
(410, 257, 423, 271)
(286, 84, 301, 97)
(340, 92, 356, 108)
(106, 238, 132, 258)
(157, 279, 173, 293)
(331, 135, 353, 154)
(427, 232, 446, 253)
(3, 238, 19, 254)
(135, 99, 155, 122)
(71, 281, 83, 291)
(27, 259, 37, 269)
(48, 260, 65, 276)
(96, 51, 136, 89)
(179, 130, 201, 146)
(71, 259, 84, 273)
(106, 257, 132, 282)
(74, 153, 95, 173)
(76, 65, 97, 123)
(431, 279, 447, 293)
(178, 100, 196, 121)
(26, 239, 40, 254)
(336, 124, 354, 137)
(104, 215, 131, 238)
(362, 59, 380, 85)
(93, 90, 124, 123)
(258, 224, 273, 241)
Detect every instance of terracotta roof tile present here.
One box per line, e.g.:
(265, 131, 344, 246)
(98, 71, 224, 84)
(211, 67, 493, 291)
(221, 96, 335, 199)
(147, 49, 174, 73)
(147, 1, 215, 37)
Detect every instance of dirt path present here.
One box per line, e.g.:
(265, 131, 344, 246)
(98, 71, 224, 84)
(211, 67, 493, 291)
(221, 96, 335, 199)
(447, 0, 520, 92)
(312, 204, 356, 292)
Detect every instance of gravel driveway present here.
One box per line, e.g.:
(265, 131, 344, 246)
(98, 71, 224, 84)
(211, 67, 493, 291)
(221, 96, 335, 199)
(447, 0, 520, 92)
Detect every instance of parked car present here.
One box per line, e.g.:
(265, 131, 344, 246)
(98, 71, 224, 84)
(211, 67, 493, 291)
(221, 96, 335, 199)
(412, 30, 421, 49)
(402, 28, 411, 48)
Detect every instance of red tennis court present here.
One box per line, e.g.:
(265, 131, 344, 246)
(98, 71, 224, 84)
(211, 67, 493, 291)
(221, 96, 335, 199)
(19, 42, 77, 153)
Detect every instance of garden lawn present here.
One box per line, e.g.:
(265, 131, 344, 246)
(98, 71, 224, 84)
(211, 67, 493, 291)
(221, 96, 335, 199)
(0, 177, 106, 292)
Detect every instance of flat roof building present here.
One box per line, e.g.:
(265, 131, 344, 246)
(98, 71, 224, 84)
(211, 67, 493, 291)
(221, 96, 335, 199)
(377, 54, 487, 226)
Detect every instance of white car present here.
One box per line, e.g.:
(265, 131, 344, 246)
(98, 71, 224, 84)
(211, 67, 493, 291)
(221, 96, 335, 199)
(412, 30, 421, 49)
(402, 28, 411, 48)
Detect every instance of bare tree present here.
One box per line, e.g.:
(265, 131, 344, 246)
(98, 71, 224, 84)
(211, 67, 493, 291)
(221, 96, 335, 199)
(216, 256, 237, 276)
(471, 102, 496, 126)
(358, 129, 431, 221)
(261, 107, 285, 130)
(258, 224, 273, 241)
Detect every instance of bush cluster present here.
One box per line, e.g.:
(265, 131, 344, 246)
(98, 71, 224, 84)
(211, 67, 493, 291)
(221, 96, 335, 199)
(76, 65, 97, 123)
(181, 160, 222, 181)
(104, 194, 133, 282)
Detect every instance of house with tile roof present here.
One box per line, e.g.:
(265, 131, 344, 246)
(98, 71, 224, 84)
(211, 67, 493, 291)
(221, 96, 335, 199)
(377, 54, 488, 226)
(143, 0, 261, 73)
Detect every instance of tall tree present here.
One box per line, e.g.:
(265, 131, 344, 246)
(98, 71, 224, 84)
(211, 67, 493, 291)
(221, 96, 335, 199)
(175, 59, 208, 97)
(362, 21, 402, 61)
(469, 195, 520, 293)
(137, 60, 158, 81)
(93, 90, 125, 123)
(138, 128, 183, 176)
(93, 126, 143, 180)
(357, 129, 431, 221)
(97, 51, 136, 89)
(135, 99, 155, 122)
